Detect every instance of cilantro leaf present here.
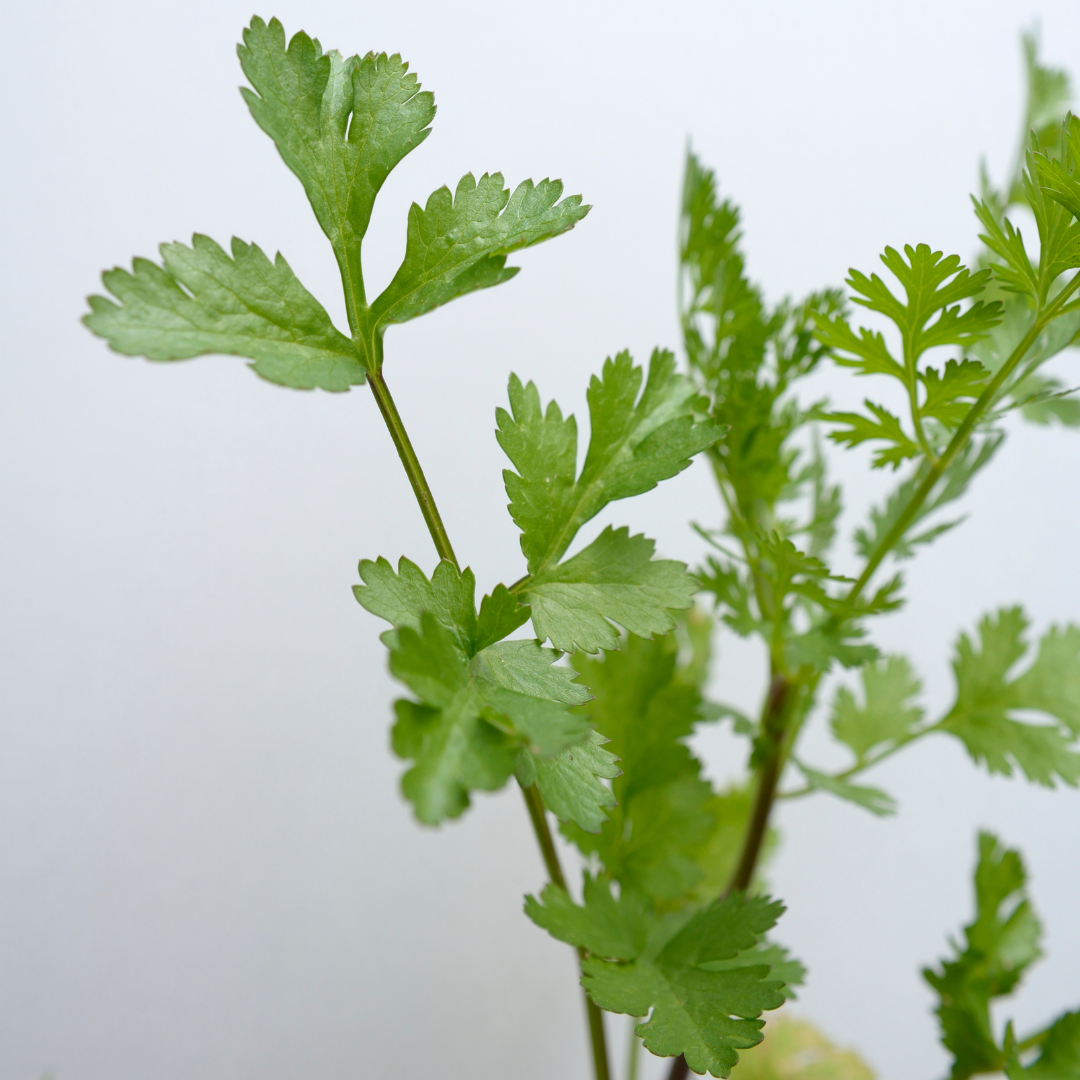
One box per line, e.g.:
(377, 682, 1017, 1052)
(1014, 1011, 1080, 1080)
(830, 655, 924, 760)
(355, 556, 534, 659)
(84, 235, 362, 391)
(527, 880, 788, 1077)
(238, 16, 435, 309)
(521, 527, 697, 655)
(920, 359, 990, 427)
(371, 173, 588, 328)
(386, 612, 592, 822)
(498, 350, 724, 575)
(941, 608, 1080, 787)
(563, 633, 732, 902)
(472, 639, 588, 704)
(924, 833, 1044, 1080)
(792, 762, 897, 817)
(824, 402, 919, 470)
(526, 731, 621, 833)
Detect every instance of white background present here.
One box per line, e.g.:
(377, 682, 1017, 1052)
(2, 1, 1079, 1078)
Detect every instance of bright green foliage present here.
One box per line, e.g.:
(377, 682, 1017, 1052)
(523, 527, 698, 654)
(816, 244, 1000, 467)
(527, 878, 788, 1077)
(83, 235, 363, 390)
(238, 17, 434, 304)
(496, 349, 719, 652)
(562, 632, 727, 902)
(792, 763, 896, 818)
(497, 350, 724, 575)
(830, 656, 924, 760)
(1008, 1011, 1080, 1079)
(731, 1016, 875, 1080)
(371, 173, 586, 329)
(86, 15, 588, 384)
(924, 834, 1050, 1080)
(941, 608, 1080, 787)
(355, 558, 628, 828)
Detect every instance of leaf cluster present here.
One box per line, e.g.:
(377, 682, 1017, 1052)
(924, 833, 1080, 1080)
(85, 16, 589, 389)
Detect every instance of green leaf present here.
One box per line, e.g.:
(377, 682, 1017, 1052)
(1022, 1011, 1080, 1079)
(942, 608, 1080, 787)
(354, 556, 477, 651)
(84, 235, 362, 391)
(563, 633, 729, 903)
(793, 762, 897, 817)
(730, 1016, 875, 1080)
(386, 613, 590, 823)
(371, 173, 589, 328)
(498, 350, 725, 575)
(825, 402, 920, 470)
(530, 731, 621, 833)
(472, 639, 588, 705)
(920, 359, 990, 427)
(924, 832, 1043, 1080)
(830, 655, 924, 759)
(355, 557, 535, 659)
(528, 881, 788, 1077)
(521, 527, 698, 655)
(238, 15, 435, 306)
(973, 197, 1039, 298)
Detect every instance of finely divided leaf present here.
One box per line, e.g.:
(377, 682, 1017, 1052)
(523, 527, 698, 655)
(499, 350, 725, 574)
(84, 235, 362, 390)
(942, 608, 1080, 787)
(371, 173, 589, 327)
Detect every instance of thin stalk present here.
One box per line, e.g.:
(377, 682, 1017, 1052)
(626, 1020, 643, 1080)
(367, 364, 610, 1078)
(846, 277, 1080, 604)
(521, 783, 611, 1080)
(367, 368, 458, 568)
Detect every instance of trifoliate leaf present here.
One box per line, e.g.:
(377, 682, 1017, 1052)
(793, 762, 897, 817)
(941, 608, 1080, 787)
(386, 613, 589, 823)
(371, 173, 589, 327)
(238, 16, 434, 298)
(522, 527, 697, 654)
(924, 833, 1044, 1080)
(527, 880, 788, 1077)
(498, 350, 725, 575)
(830, 655, 925, 759)
(84, 235, 362, 390)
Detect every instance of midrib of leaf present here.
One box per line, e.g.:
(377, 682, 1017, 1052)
(263, 45, 368, 337)
(529, 440, 642, 578)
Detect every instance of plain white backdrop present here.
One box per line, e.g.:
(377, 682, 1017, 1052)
(2, 1, 1079, 1077)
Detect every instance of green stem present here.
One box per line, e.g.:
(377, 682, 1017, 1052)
(846, 278, 1080, 604)
(367, 368, 458, 568)
(367, 364, 609, 1077)
(521, 783, 611, 1080)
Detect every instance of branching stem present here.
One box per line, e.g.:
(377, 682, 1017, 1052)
(368, 365, 610, 1079)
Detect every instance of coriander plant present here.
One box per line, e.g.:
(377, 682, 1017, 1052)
(85, 19, 1080, 1080)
